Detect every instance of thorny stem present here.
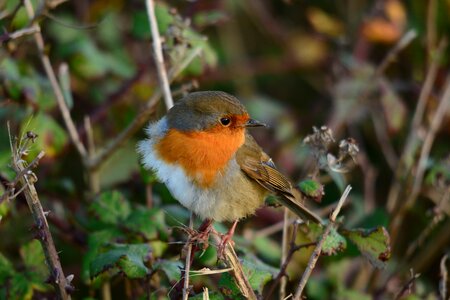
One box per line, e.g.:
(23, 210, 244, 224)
(293, 185, 352, 300)
(11, 147, 72, 299)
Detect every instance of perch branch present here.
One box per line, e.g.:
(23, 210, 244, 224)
(293, 185, 352, 300)
(212, 234, 257, 299)
(182, 213, 194, 300)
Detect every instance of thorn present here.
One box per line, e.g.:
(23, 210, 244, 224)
(43, 210, 50, 216)
(66, 274, 74, 284)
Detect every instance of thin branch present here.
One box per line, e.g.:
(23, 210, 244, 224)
(440, 254, 448, 300)
(211, 234, 257, 299)
(145, 0, 173, 109)
(265, 220, 316, 300)
(386, 38, 447, 213)
(391, 74, 450, 243)
(0, 150, 45, 204)
(182, 213, 194, 300)
(375, 29, 417, 77)
(0, 25, 40, 43)
(85, 47, 202, 171)
(394, 269, 420, 300)
(11, 144, 71, 299)
(280, 208, 290, 300)
(293, 185, 352, 300)
(23, 0, 87, 158)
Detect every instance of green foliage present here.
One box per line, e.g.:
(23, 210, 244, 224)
(89, 243, 151, 279)
(153, 259, 183, 283)
(299, 179, 324, 202)
(1, 0, 448, 299)
(0, 241, 50, 299)
(90, 191, 131, 225)
(306, 223, 347, 255)
(219, 256, 277, 298)
(344, 227, 391, 269)
(83, 191, 168, 282)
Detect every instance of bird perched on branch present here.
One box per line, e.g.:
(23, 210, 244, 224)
(138, 91, 322, 249)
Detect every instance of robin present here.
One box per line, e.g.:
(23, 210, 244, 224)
(138, 91, 322, 248)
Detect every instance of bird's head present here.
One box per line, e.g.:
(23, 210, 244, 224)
(166, 91, 266, 133)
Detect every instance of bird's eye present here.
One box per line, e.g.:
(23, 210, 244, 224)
(220, 117, 231, 127)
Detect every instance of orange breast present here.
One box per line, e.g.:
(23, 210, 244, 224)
(156, 126, 246, 188)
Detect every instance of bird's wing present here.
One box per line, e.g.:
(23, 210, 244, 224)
(237, 134, 323, 224)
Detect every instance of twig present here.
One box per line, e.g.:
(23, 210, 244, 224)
(23, 0, 87, 158)
(426, 0, 437, 63)
(440, 254, 448, 300)
(387, 38, 447, 213)
(85, 47, 202, 171)
(375, 30, 417, 77)
(265, 220, 316, 300)
(394, 269, 420, 300)
(0, 25, 40, 43)
(391, 74, 450, 243)
(280, 208, 289, 300)
(211, 234, 257, 299)
(145, 0, 173, 109)
(10, 144, 71, 299)
(293, 185, 352, 300)
(182, 213, 194, 300)
(0, 150, 45, 204)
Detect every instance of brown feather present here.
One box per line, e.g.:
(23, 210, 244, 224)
(237, 134, 323, 224)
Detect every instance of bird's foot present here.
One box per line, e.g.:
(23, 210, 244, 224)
(182, 219, 213, 251)
(217, 220, 238, 259)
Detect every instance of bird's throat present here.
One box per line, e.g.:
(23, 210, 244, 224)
(156, 127, 245, 188)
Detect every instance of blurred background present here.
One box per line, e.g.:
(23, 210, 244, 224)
(1, 0, 450, 299)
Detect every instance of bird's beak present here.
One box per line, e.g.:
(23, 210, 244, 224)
(245, 118, 266, 128)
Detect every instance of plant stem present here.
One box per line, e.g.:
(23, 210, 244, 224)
(12, 150, 71, 300)
(293, 185, 352, 299)
(145, 0, 174, 109)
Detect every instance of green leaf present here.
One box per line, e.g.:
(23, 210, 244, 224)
(123, 208, 167, 241)
(307, 223, 347, 255)
(344, 227, 391, 268)
(299, 179, 324, 202)
(154, 259, 183, 282)
(90, 191, 131, 225)
(90, 243, 151, 279)
(219, 256, 276, 298)
(20, 240, 48, 278)
(82, 229, 124, 282)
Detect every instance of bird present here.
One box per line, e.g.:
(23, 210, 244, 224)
(138, 91, 322, 249)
